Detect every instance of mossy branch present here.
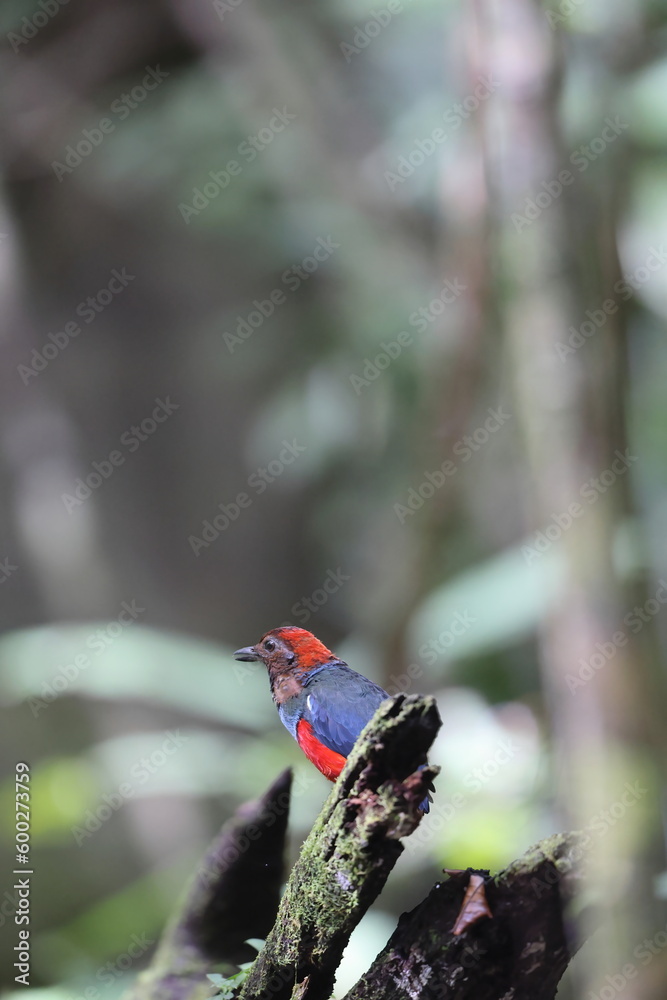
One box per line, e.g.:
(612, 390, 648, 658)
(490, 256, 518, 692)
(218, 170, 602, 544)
(237, 694, 441, 1000)
(124, 697, 596, 1000)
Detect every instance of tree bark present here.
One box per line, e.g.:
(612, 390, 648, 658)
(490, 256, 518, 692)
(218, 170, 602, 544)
(237, 694, 440, 1000)
(344, 832, 592, 1000)
(124, 696, 595, 1000)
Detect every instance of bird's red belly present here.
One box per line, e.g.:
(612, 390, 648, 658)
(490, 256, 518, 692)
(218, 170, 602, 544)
(296, 718, 346, 781)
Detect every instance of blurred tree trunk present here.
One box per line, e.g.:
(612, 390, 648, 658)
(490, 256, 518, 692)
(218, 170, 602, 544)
(474, 0, 663, 996)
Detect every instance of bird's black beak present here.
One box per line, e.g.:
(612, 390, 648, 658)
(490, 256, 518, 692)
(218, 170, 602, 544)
(233, 646, 259, 662)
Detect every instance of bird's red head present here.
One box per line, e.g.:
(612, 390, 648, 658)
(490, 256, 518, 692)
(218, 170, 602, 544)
(233, 626, 337, 673)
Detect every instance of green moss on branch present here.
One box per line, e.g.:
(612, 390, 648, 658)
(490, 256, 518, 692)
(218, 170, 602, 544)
(238, 694, 441, 1000)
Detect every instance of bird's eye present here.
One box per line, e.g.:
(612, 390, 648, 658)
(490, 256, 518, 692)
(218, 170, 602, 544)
(264, 640, 276, 651)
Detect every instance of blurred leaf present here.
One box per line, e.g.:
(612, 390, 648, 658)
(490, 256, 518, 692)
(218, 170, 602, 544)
(410, 522, 642, 671)
(0, 626, 274, 729)
(243, 939, 266, 953)
(206, 939, 264, 998)
(41, 859, 194, 963)
(408, 546, 563, 669)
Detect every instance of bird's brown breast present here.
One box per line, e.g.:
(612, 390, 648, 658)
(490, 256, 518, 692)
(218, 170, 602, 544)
(270, 670, 304, 705)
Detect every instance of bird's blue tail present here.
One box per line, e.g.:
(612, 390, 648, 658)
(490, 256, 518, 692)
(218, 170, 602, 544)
(418, 763, 433, 813)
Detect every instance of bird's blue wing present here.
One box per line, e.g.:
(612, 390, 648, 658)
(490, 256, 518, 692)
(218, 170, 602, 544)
(302, 663, 432, 812)
(303, 664, 388, 757)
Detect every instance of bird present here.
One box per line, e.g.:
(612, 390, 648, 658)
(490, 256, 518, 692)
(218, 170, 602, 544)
(233, 625, 431, 812)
